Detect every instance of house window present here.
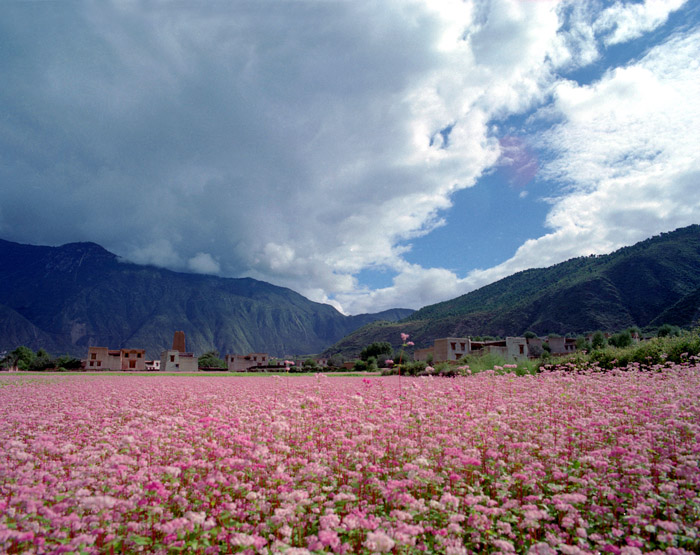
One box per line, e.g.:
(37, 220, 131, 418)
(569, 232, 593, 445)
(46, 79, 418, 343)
(170, 355, 175, 362)
(451, 342, 456, 350)
(89, 361, 94, 367)
(460, 343, 466, 351)
(125, 352, 129, 358)
(97, 361, 101, 367)
(91, 353, 97, 360)
(137, 353, 142, 358)
(519, 345, 525, 354)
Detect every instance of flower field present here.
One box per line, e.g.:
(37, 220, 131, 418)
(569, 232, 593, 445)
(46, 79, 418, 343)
(1, 367, 699, 554)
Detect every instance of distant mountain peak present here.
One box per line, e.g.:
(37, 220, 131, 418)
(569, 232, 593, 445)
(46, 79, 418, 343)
(0, 237, 414, 358)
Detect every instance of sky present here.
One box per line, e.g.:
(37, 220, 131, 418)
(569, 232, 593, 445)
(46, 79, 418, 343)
(1, 0, 699, 315)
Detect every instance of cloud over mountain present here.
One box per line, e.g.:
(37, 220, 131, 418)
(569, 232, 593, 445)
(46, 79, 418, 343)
(0, 0, 697, 314)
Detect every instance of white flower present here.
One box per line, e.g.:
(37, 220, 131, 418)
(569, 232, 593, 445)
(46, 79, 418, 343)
(364, 531, 395, 553)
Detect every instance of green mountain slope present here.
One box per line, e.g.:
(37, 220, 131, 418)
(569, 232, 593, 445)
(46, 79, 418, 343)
(324, 225, 700, 358)
(0, 239, 413, 358)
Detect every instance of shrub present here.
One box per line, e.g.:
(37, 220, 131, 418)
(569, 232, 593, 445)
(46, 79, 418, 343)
(591, 330, 607, 350)
(608, 330, 632, 348)
(657, 323, 681, 338)
(360, 342, 393, 361)
(399, 360, 427, 376)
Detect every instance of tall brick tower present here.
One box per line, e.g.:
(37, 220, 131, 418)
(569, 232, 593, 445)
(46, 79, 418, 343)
(172, 330, 186, 353)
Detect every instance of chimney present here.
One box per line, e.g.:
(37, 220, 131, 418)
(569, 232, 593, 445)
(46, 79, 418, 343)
(172, 331, 186, 353)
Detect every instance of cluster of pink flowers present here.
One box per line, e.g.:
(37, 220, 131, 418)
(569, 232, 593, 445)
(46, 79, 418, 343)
(1, 364, 699, 553)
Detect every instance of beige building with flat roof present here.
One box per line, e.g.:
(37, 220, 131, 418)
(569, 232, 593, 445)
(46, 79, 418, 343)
(160, 330, 199, 372)
(415, 336, 530, 363)
(160, 350, 198, 372)
(226, 353, 268, 372)
(85, 347, 146, 370)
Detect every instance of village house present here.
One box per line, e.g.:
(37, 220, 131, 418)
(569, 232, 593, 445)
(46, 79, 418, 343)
(547, 336, 577, 356)
(85, 346, 146, 371)
(145, 359, 161, 371)
(160, 350, 198, 372)
(414, 336, 532, 363)
(414, 337, 470, 362)
(160, 330, 198, 372)
(225, 353, 269, 372)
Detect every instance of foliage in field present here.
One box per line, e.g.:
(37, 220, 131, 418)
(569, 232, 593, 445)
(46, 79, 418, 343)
(553, 329, 700, 371)
(1, 369, 699, 554)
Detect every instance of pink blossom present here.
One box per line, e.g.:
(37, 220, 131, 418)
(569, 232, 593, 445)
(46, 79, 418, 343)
(1, 364, 699, 553)
(364, 530, 395, 552)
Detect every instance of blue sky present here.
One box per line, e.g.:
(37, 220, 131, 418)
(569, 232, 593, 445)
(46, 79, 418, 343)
(1, 0, 699, 314)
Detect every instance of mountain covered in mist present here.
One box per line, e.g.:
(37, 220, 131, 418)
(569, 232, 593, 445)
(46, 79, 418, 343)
(0, 239, 412, 358)
(325, 225, 700, 358)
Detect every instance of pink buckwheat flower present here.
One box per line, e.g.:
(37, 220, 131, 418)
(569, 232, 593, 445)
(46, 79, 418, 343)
(364, 531, 395, 552)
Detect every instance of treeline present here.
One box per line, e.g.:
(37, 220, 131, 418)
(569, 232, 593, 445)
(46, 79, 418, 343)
(563, 327, 700, 370)
(1, 346, 82, 372)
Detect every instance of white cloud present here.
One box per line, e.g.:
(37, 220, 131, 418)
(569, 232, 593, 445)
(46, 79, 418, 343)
(187, 252, 221, 275)
(0, 0, 697, 317)
(595, 0, 688, 46)
(0, 0, 564, 310)
(480, 28, 700, 280)
(328, 16, 700, 314)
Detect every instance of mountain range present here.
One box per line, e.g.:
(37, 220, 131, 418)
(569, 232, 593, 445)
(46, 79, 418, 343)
(0, 239, 412, 359)
(2, 225, 699, 361)
(323, 225, 700, 358)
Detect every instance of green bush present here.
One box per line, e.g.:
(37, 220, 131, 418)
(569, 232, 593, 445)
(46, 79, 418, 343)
(360, 342, 393, 361)
(568, 329, 700, 370)
(657, 323, 681, 338)
(353, 358, 378, 372)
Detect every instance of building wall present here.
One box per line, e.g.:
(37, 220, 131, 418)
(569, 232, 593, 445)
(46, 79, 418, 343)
(416, 336, 531, 363)
(433, 338, 470, 362)
(86, 347, 146, 370)
(120, 349, 146, 370)
(413, 347, 434, 362)
(145, 360, 161, 371)
(161, 350, 198, 372)
(226, 353, 268, 372)
(506, 337, 528, 359)
(86, 347, 111, 370)
(482, 345, 508, 358)
(547, 337, 577, 355)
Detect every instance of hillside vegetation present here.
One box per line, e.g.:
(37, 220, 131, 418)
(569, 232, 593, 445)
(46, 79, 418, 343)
(325, 225, 700, 358)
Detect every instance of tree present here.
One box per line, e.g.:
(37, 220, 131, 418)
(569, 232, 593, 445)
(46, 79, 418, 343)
(54, 355, 83, 370)
(591, 331, 607, 350)
(608, 330, 632, 348)
(523, 331, 537, 339)
(657, 324, 681, 338)
(2, 346, 36, 370)
(327, 354, 344, 369)
(28, 349, 53, 371)
(575, 335, 591, 352)
(360, 341, 393, 361)
(198, 351, 226, 369)
(302, 358, 318, 370)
